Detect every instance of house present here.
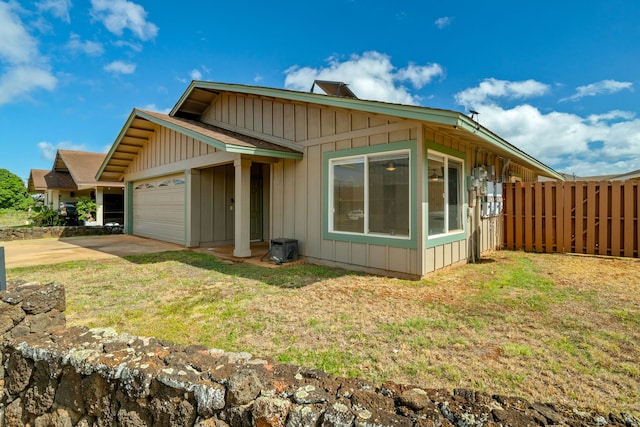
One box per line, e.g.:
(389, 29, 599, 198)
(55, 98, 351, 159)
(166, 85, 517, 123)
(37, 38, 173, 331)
(96, 81, 562, 277)
(28, 150, 125, 225)
(545, 169, 640, 182)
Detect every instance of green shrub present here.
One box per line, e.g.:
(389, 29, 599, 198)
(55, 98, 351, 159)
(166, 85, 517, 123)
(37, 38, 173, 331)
(76, 196, 97, 221)
(31, 206, 64, 226)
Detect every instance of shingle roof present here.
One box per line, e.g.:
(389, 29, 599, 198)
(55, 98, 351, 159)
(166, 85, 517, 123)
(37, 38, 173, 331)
(97, 108, 303, 181)
(28, 169, 76, 192)
(29, 150, 124, 192)
(140, 110, 300, 154)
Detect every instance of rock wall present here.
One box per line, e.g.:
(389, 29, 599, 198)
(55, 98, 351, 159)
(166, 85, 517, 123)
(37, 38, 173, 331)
(0, 225, 123, 242)
(1, 281, 638, 427)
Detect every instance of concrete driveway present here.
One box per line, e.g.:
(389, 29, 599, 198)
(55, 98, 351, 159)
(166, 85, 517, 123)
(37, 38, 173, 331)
(1, 235, 185, 268)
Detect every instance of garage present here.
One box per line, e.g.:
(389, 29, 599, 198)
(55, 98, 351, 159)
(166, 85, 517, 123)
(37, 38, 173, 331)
(132, 174, 186, 245)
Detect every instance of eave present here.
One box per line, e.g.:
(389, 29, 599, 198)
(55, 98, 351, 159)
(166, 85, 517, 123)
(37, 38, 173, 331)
(172, 81, 564, 181)
(97, 108, 303, 182)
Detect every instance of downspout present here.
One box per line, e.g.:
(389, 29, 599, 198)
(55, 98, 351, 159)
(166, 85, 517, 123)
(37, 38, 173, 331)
(474, 147, 482, 262)
(499, 159, 511, 251)
(501, 159, 511, 182)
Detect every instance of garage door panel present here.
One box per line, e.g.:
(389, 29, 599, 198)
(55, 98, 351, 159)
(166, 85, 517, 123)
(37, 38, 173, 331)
(132, 174, 185, 245)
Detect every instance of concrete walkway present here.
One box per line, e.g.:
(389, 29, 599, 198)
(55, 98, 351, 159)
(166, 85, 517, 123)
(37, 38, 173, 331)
(1, 235, 185, 268)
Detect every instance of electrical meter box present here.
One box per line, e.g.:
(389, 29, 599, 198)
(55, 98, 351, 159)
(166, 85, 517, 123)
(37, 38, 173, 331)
(493, 183, 504, 216)
(481, 181, 495, 218)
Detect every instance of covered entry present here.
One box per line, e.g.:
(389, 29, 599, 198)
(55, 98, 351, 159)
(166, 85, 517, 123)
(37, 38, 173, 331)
(96, 108, 302, 257)
(197, 162, 270, 251)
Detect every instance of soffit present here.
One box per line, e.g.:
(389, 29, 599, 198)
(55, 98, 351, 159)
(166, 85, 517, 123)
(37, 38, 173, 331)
(171, 82, 562, 180)
(97, 109, 302, 182)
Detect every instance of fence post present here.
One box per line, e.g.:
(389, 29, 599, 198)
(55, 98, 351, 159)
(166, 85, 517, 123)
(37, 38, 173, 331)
(0, 246, 6, 291)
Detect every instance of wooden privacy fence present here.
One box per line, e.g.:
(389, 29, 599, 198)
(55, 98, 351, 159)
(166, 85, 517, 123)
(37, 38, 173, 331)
(503, 181, 639, 258)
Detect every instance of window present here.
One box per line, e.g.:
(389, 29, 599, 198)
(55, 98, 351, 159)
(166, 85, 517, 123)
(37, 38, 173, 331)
(427, 152, 464, 237)
(330, 150, 410, 238)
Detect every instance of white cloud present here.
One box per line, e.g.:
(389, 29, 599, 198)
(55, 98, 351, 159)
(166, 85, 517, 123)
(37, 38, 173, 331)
(104, 60, 136, 74)
(141, 104, 170, 114)
(454, 80, 640, 176)
(190, 69, 203, 80)
(284, 51, 444, 105)
(0, 66, 57, 105)
(66, 33, 104, 56)
(90, 0, 158, 41)
(455, 78, 550, 108)
(36, 0, 72, 23)
(0, 2, 57, 106)
(113, 40, 143, 52)
(587, 110, 635, 125)
(396, 63, 444, 88)
(561, 79, 633, 102)
(38, 141, 87, 161)
(0, 3, 40, 64)
(434, 16, 453, 29)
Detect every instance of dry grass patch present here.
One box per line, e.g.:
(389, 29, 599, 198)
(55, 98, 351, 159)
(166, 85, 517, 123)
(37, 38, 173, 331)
(8, 250, 640, 415)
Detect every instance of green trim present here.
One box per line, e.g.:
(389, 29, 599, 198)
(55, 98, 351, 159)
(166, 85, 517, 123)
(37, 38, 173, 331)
(96, 109, 138, 179)
(134, 110, 303, 160)
(125, 181, 133, 235)
(424, 142, 469, 249)
(172, 81, 563, 180)
(184, 169, 189, 245)
(425, 141, 466, 160)
(322, 140, 417, 249)
(173, 82, 459, 125)
(426, 231, 467, 248)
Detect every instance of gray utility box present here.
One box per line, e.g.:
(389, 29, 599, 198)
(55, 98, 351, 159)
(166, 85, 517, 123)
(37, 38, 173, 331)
(270, 238, 299, 263)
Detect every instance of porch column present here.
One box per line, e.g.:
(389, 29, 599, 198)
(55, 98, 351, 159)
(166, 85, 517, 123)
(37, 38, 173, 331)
(234, 158, 252, 257)
(95, 188, 104, 225)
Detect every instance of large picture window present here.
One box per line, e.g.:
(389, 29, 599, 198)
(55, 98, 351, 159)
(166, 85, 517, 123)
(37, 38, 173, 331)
(427, 152, 464, 237)
(330, 150, 410, 238)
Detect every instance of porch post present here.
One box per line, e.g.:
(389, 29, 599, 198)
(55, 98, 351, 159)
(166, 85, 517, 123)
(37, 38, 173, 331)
(95, 188, 104, 225)
(234, 158, 252, 257)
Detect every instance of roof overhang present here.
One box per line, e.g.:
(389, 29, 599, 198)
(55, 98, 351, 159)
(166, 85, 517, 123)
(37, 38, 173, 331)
(171, 81, 563, 181)
(97, 108, 303, 182)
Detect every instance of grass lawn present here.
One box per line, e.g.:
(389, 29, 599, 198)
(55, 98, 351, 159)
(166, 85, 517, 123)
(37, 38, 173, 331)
(0, 209, 28, 227)
(7, 250, 640, 415)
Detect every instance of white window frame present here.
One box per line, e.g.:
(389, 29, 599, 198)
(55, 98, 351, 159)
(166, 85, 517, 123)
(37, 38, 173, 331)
(328, 149, 411, 239)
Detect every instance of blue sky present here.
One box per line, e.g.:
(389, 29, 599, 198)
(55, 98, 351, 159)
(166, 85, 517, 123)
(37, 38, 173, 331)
(1, 0, 639, 183)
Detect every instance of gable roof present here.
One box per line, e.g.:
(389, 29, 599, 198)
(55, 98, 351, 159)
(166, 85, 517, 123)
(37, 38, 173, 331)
(28, 169, 76, 192)
(171, 81, 563, 180)
(98, 81, 563, 181)
(97, 109, 303, 182)
(28, 150, 123, 193)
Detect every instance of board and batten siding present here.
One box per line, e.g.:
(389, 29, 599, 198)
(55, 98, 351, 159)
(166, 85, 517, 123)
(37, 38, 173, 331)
(198, 92, 539, 276)
(200, 92, 422, 275)
(127, 126, 220, 175)
(198, 165, 235, 246)
(420, 126, 534, 274)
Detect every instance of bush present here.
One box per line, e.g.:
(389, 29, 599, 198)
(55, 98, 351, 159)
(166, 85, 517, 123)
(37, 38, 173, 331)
(31, 206, 64, 227)
(76, 196, 97, 222)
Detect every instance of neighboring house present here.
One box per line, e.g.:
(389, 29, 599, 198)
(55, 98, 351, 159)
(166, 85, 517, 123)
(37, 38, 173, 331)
(613, 169, 640, 181)
(541, 169, 640, 182)
(28, 150, 125, 225)
(97, 81, 562, 277)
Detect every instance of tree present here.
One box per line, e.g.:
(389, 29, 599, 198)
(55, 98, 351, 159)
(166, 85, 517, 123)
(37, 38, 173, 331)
(0, 169, 32, 210)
